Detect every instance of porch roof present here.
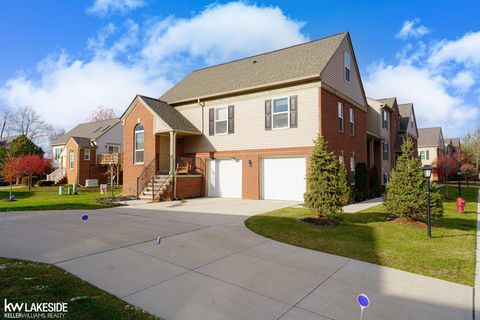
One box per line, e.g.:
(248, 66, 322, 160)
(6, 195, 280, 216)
(123, 95, 201, 135)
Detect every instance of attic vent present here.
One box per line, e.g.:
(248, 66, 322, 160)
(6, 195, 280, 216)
(102, 125, 110, 132)
(252, 60, 257, 64)
(93, 126, 102, 133)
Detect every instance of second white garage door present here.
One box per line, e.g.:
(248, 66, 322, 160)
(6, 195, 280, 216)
(263, 157, 306, 201)
(208, 159, 242, 198)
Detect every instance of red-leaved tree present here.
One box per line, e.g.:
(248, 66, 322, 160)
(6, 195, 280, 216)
(433, 155, 459, 198)
(1, 156, 20, 198)
(17, 155, 49, 190)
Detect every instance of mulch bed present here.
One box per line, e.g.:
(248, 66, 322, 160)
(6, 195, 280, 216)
(391, 217, 427, 228)
(299, 217, 340, 226)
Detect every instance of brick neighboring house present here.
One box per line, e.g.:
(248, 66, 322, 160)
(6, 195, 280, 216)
(121, 32, 369, 201)
(418, 127, 445, 180)
(48, 119, 123, 185)
(445, 138, 461, 158)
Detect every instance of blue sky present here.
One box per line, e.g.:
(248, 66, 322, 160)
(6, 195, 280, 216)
(0, 0, 479, 137)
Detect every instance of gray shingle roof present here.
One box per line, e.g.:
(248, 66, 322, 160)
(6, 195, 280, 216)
(376, 97, 396, 110)
(160, 33, 347, 104)
(418, 127, 443, 147)
(70, 137, 94, 148)
(398, 103, 413, 132)
(139, 95, 200, 133)
(53, 118, 120, 145)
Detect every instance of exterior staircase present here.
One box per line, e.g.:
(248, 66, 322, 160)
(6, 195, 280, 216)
(138, 175, 173, 201)
(46, 167, 66, 184)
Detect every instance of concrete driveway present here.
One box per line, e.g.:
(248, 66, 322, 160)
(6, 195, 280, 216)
(0, 198, 473, 320)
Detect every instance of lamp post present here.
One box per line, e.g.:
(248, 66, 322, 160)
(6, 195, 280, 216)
(457, 170, 462, 197)
(423, 165, 432, 238)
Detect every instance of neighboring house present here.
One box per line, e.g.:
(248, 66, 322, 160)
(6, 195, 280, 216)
(366, 97, 399, 185)
(48, 118, 123, 185)
(445, 138, 461, 158)
(0, 135, 20, 147)
(418, 127, 445, 180)
(121, 32, 368, 201)
(396, 103, 419, 157)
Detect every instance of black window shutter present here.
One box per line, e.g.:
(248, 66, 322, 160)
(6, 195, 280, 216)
(265, 100, 272, 130)
(290, 95, 298, 128)
(208, 108, 214, 136)
(228, 105, 234, 134)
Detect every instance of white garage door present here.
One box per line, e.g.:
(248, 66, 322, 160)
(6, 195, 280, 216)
(263, 157, 306, 201)
(208, 159, 242, 198)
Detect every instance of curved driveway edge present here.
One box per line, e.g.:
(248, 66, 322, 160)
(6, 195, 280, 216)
(0, 198, 473, 320)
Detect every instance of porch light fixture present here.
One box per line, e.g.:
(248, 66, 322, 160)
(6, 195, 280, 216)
(422, 165, 432, 238)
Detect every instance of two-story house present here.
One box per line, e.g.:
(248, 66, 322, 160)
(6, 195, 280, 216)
(445, 138, 461, 158)
(395, 103, 419, 157)
(418, 127, 445, 180)
(121, 32, 368, 201)
(48, 118, 123, 185)
(366, 97, 400, 184)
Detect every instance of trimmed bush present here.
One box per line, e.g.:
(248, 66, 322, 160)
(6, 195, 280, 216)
(21, 176, 38, 187)
(369, 165, 381, 197)
(354, 163, 368, 202)
(304, 134, 343, 218)
(338, 163, 351, 205)
(37, 180, 55, 187)
(385, 137, 444, 220)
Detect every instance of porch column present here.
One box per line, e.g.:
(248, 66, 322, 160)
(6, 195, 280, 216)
(169, 131, 176, 175)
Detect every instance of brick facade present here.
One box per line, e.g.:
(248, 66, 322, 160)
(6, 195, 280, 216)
(123, 88, 369, 200)
(319, 87, 367, 167)
(186, 146, 313, 200)
(64, 139, 99, 186)
(123, 101, 156, 196)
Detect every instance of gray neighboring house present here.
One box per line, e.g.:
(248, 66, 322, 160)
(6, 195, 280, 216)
(0, 135, 20, 147)
(395, 103, 419, 156)
(48, 118, 123, 184)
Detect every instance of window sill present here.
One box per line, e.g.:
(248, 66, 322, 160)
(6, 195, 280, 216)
(134, 162, 144, 165)
(272, 126, 290, 130)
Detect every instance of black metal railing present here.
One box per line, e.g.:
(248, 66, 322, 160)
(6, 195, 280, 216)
(152, 155, 174, 201)
(136, 157, 157, 198)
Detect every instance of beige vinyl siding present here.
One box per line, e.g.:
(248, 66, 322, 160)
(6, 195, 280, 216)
(177, 83, 320, 153)
(418, 147, 439, 166)
(158, 135, 170, 167)
(321, 38, 365, 106)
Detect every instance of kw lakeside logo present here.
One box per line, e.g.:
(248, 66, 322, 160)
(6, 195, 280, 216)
(3, 299, 68, 319)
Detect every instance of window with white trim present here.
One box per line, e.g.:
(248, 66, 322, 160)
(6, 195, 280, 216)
(338, 102, 344, 132)
(382, 110, 389, 129)
(272, 97, 289, 129)
(107, 145, 120, 153)
(420, 150, 430, 160)
(214, 107, 228, 135)
(349, 108, 355, 135)
(84, 149, 90, 160)
(54, 148, 63, 160)
(134, 124, 144, 164)
(69, 150, 74, 170)
(344, 51, 351, 83)
(339, 155, 344, 164)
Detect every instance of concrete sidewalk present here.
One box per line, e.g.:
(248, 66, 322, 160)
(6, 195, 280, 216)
(343, 196, 384, 213)
(0, 198, 472, 320)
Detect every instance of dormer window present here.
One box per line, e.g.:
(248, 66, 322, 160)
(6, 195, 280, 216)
(344, 51, 351, 83)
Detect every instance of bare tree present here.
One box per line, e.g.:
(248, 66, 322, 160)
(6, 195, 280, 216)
(8, 106, 51, 142)
(0, 107, 10, 138)
(87, 105, 118, 122)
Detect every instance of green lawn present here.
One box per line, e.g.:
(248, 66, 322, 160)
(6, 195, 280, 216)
(0, 257, 160, 320)
(0, 186, 122, 212)
(246, 186, 477, 286)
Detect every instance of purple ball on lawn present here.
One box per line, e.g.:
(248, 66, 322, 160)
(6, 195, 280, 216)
(9, 195, 15, 202)
(81, 214, 89, 221)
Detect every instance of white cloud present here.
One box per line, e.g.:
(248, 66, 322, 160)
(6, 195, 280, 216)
(450, 71, 475, 92)
(365, 28, 480, 137)
(141, 2, 308, 66)
(396, 19, 430, 40)
(0, 2, 308, 131)
(87, 0, 146, 17)
(428, 31, 480, 67)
